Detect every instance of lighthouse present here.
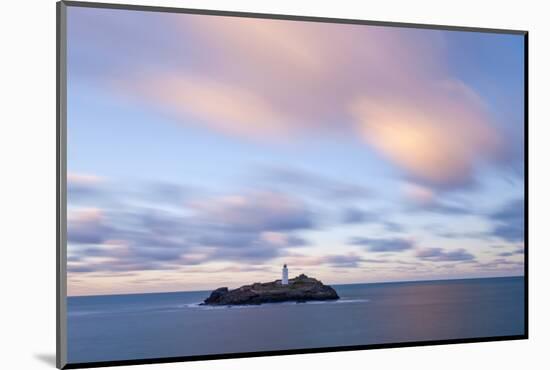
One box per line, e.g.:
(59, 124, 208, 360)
(282, 264, 289, 285)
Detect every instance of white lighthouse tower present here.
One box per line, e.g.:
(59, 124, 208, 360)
(282, 264, 289, 285)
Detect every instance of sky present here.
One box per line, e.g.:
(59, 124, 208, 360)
(66, 6, 525, 296)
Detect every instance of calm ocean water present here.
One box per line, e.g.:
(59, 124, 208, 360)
(67, 276, 525, 363)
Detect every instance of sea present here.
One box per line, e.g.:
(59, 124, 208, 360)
(67, 276, 525, 364)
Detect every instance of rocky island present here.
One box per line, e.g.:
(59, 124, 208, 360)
(202, 273, 339, 306)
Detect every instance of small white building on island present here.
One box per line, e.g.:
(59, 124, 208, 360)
(282, 264, 289, 285)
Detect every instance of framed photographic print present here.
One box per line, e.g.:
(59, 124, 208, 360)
(57, 1, 528, 368)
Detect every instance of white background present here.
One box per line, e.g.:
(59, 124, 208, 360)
(1, 0, 548, 369)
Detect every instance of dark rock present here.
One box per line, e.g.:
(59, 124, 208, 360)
(202, 274, 339, 306)
(203, 287, 229, 305)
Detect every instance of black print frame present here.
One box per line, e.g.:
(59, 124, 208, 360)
(57, 1, 528, 369)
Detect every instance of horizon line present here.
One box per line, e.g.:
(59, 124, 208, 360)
(67, 274, 524, 298)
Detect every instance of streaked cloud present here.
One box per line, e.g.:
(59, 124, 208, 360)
(118, 17, 503, 188)
(260, 166, 370, 200)
(67, 172, 104, 200)
(403, 183, 436, 205)
(67, 190, 315, 274)
(67, 208, 111, 244)
(321, 254, 364, 268)
(107, 16, 507, 191)
(490, 198, 525, 242)
(473, 258, 524, 271)
(340, 209, 405, 232)
(341, 208, 372, 224)
(415, 248, 475, 262)
(190, 191, 315, 232)
(68, 172, 103, 186)
(350, 237, 413, 252)
(120, 74, 294, 140)
(284, 253, 364, 268)
(498, 247, 524, 257)
(401, 182, 473, 215)
(72, 9, 522, 189)
(350, 80, 503, 188)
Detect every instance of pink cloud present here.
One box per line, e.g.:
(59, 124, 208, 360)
(185, 15, 328, 76)
(67, 172, 103, 186)
(350, 79, 503, 188)
(110, 15, 507, 188)
(68, 207, 103, 223)
(67, 208, 110, 245)
(402, 183, 436, 205)
(122, 74, 294, 140)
